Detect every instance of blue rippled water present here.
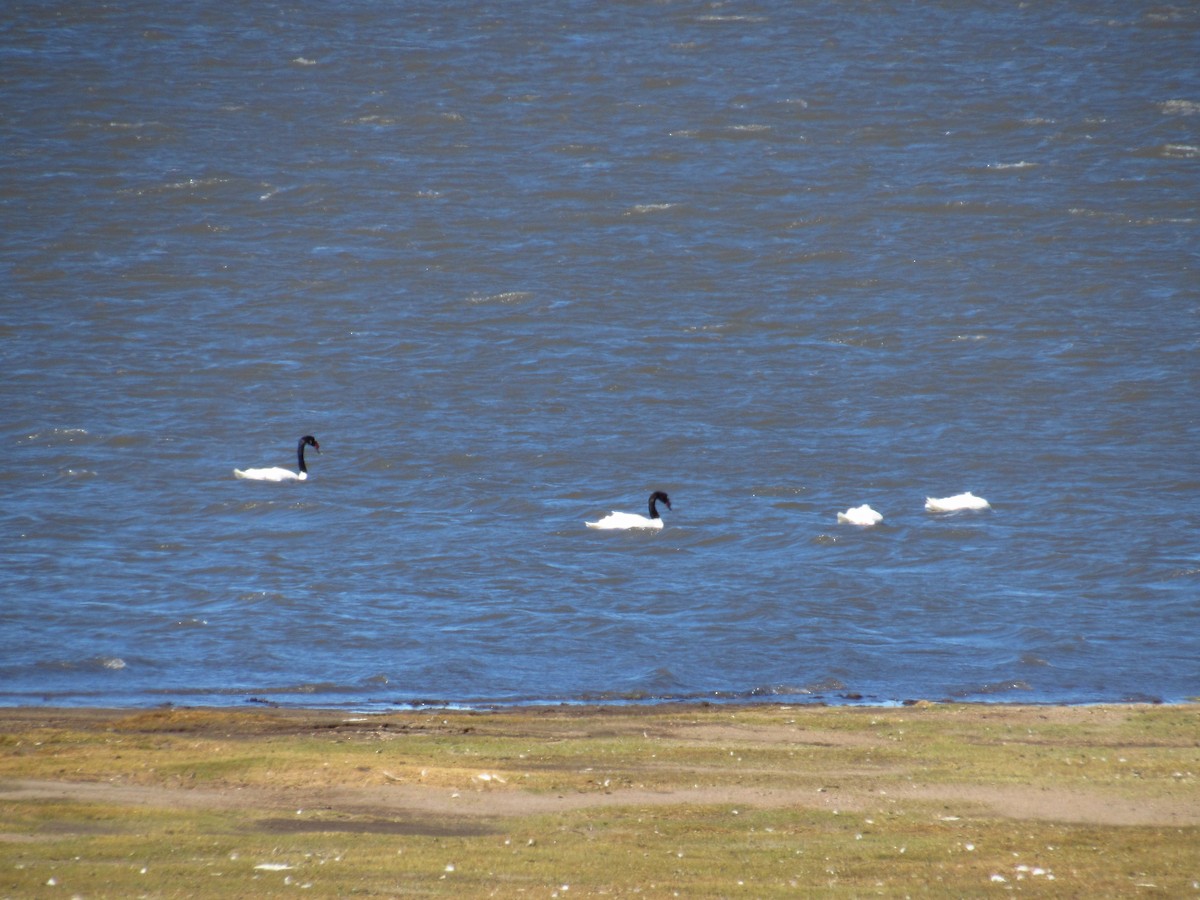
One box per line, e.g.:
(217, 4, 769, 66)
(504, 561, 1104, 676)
(2, 0, 1197, 709)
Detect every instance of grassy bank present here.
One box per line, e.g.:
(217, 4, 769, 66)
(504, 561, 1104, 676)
(1, 703, 1197, 896)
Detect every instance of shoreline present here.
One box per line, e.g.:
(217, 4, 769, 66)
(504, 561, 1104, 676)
(3, 702, 1197, 895)
(0, 695, 1191, 713)
(1, 689, 1190, 716)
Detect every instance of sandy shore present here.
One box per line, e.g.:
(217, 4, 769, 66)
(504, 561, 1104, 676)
(2, 702, 1197, 895)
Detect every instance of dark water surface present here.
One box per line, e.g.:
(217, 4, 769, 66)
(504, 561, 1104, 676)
(3, 1, 1198, 709)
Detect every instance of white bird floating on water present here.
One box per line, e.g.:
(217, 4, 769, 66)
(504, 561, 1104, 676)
(586, 491, 672, 530)
(925, 491, 990, 513)
(837, 504, 883, 527)
(234, 435, 320, 482)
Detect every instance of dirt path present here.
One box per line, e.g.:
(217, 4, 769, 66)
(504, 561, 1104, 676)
(3, 775, 1197, 832)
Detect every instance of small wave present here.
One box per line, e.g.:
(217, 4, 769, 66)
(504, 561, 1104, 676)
(625, 203, 677, 215)
(349, 114, 399, 127)
(1162, 143, 1200, 158)
(100, 657, 126, 670)
(238, 591, 287, 604)
(797, 677, 847, 694)
(1159, 99, 1200, 116)
(553, 143, 603, 156)
(466, 291, 534, 305)
(1161, 566, 1200, 582)
(950, 680, 1032, 698)
(697, 14, 767, 24)
(1069, 206, 1195, 226)
(292, 57, 317, 66)
(21, 427, 89, 444)
(985, 160, 1037, 170)
(263, 681, 363, 696)
(160, 176, 231, 191)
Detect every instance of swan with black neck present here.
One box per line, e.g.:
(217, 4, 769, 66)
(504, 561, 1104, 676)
(586, 491, 672, 530)
(234, 436, 320, 482)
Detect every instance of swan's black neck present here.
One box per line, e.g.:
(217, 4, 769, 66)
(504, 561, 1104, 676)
(296, 436, 318, 473)
(648, 491, 671, 520)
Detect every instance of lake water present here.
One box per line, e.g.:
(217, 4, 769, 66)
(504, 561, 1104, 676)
(2, 0, 1198, 710)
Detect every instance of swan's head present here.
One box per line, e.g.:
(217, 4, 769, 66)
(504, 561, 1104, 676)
(648, 490, 671, 519)
(301, 435, 320, 453)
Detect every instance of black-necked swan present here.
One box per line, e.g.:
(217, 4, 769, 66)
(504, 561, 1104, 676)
(837, 503, 883, 527)
(234, 435, 320, 482)
(586, 491, 672, 530)
(925, 491, 990, 512)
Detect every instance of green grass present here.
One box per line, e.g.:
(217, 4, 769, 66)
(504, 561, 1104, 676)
(4, 798, 1197, 897)
(2, 703, 1197, 896)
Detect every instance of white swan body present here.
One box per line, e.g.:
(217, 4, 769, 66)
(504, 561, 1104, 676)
(925, 491, 990, 513)
(837, 504, 883, 527)
(234, 435, 320, 482)
(234, 466, 307, 482)
(587, 491, 671, 530)
(587, 510, 664, 530)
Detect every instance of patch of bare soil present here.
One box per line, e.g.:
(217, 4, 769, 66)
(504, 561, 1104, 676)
(4, 769, 1196, 832)
(895, 783, 1200, 827)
